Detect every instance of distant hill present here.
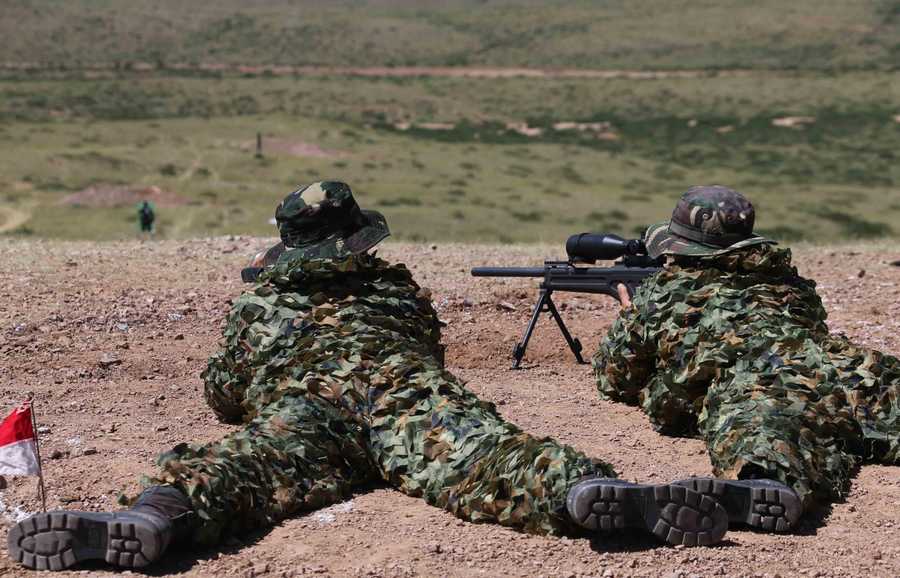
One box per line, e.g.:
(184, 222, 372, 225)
(3, 0, 900, 71)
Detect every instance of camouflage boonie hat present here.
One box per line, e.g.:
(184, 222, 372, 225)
(644, 185, 775, 258)
(274, 181, 390, 262)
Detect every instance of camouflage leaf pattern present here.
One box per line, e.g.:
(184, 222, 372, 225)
(147, 253, 612, 544)
(594, 245, 900, 510)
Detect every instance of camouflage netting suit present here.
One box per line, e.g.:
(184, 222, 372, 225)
(594, 244, 900, 510)
(148, 253, 613, 544)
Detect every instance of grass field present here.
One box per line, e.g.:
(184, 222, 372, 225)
(1, 2, 899, 244)
(4, 0, 900, 71)
(1, 71, 899, 243)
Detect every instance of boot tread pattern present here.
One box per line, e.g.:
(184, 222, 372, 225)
(749, 487, 793, 532)
(575, 483, 628, 530)
(675, 478, 799, 532)
(650, 484, 724, 547)
(9, 513, 81, 571)
(7, 512, 161, 571)
(567, 480, 727, 547)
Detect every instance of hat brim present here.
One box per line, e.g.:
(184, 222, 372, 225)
(644, 221, 775, 259)
(276, 209, 390, 263)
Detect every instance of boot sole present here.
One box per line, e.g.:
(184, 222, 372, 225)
(673, 478, 801, 532)
(567, 480, 728, 547)
(7, 511, 165, 571)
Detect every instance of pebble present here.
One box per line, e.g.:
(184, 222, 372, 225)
(98, 354, 122, 368)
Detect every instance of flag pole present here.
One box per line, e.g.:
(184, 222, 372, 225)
(27, 395, 47, 513)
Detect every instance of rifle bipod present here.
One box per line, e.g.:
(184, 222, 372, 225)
(511, 288, 585, 369)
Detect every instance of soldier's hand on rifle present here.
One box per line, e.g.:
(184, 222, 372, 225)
(616, 283, 632, 309)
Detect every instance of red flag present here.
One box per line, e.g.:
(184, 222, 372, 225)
(0, 403, 40, 476)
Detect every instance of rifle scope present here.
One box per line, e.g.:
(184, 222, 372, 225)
(565, 233, 647, 263)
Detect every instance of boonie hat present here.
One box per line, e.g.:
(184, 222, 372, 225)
(274, 181, 390, 262)
(644, 185, 775, 258)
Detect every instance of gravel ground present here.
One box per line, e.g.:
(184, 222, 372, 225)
(0, 237, 898, 578)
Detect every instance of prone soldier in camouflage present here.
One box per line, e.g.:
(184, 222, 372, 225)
(595, 185, 899, 531)
(9, 182, 732, 572)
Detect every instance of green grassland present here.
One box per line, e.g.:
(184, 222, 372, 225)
(1, 1, 899, 244)
(3, 0, 900, 71)
(1, 71, 898, 244)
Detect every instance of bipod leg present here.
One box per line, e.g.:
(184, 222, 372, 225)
(512, 289, 551, 369)
(544, 294, 585, 364)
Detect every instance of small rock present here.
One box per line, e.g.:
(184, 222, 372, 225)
(889, 260, 900, 267)
(155, 425, 169, 432)
(174, 333, 185, 341)
(0, 475, 6, 489)
(858, 269, 866, 278)
(497, 301, 517, 312)
(82, 448, 98, 456)
(58, 495, 79, 504)
(425, 542, 442, 554)
(98, 354, 122, 368)
(50, 449, 64, 459)
(462, 298, 474, 308)
(37, 426, 51, 434)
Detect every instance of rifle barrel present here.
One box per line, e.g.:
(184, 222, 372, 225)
(471, 267, 547, 278)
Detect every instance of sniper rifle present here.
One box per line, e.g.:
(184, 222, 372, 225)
(471, 233, 662, 369)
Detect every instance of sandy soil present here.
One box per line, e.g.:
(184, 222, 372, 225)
(0, 238, 898, 578)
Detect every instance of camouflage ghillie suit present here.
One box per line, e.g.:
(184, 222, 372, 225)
(151, 252, 613, 544)
(594, 243, 900, 509)
(8, 182, 733, 573)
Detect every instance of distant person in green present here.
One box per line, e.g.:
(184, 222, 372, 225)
(137, 200, 156, 235)
(10, 181, 737, 572)
(595, 185, 899, 531)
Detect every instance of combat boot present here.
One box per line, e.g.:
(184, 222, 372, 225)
(7, 485, 193, 571)
(673, 477, 801, 532)
(566, 478, 728, 547)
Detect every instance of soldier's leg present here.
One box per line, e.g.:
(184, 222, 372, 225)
(825, 336, 900, 465)
(201, 349, 252, 423)
(699, 361, 858, 526)
(7, 394, 375, 571)
(148, 393, 375, 545)
(367, 353, 727, 545)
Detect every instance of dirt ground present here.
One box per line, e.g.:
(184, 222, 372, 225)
(0, 238, 898, 578)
